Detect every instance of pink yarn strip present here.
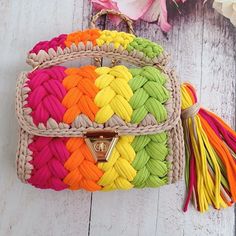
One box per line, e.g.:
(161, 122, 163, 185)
(29, 34, 67, 54)
(28, 137, 69, 191)
(26, 66, 67, 126)
(183, 151, 196, 212)
(200, 109, 236, 153)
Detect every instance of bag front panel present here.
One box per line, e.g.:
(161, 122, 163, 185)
(16, 120, 183, 191)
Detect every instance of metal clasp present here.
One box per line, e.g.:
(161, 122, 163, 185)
(84, 130, 118, 162)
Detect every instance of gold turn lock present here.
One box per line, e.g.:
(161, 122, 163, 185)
(84, 130, 118, 162)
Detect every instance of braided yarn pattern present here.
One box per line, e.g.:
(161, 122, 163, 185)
(63, 138, 103, 191)
(23, 64, 174, 192)
(28, 136, 69, 191)
(131, 133, 169, 188)
(27, 133, 170, 191)
(28, 29, 164, 60)
(127, 37, 163, 59)
(65, 29, 101, 47)
(62, 66, 99, 124)
(26, 66, 67, 126)
(28, 136, 103, 191)
(128, 66, 170, 124)
(25, 65, 170, 127)
(98, 136, 136, 190)
(96, 30, 135, 49)
(29, 34, 67, 54)
(94, 65, 133, 123)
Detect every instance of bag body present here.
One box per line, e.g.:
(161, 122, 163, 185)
(16, 10, 236, 213)
(16, 27, 184, 191)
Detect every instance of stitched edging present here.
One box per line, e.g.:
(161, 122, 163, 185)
(16, 121, 184, 184)
(26, 42, 168, 68)
(16, 128, 33, 182)
(167, 120, 184, 184)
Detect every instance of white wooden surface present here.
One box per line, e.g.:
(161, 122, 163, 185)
(0, 1, 235, 235)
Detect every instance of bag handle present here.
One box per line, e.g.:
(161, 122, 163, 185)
(90, 9, 135, 35)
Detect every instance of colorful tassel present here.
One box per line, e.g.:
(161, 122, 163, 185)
(181, 83, 236, 212)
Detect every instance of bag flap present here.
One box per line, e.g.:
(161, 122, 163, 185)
(16, 64, 181, 137)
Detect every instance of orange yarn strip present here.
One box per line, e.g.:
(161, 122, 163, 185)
(200, 116, 236, 201)
(65, 29, 101, 47)
(63, 137, 103, 191)
(206, 110, 236, 137)
(62, 65, 99, 124)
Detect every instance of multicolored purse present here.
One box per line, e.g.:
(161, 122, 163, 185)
(16, 10, 236, 212)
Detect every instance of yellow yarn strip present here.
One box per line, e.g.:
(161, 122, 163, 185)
(189, 118, 227, 211)
(98, 136, 136, 191)
(94, 65, 133, 123)
(96, 30, 135, 49)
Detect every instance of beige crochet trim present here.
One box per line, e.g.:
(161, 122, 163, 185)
(16, 121, 184, 184)
(16, 68, 180, 137)
(26, 42, 168, 69)
(167, 120, 184, 184)
(16, 129, 34, 182)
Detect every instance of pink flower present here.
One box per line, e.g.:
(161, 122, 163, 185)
(91, 0, 120, 24)
(91, 0, 184, 32)
(91, 0, 118, 11)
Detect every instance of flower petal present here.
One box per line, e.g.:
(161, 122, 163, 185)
(159, 0, 171, 32)
(141, 0, 162, 22)
(115, 0, 154, 20)
(91, 0, 118, 10)
(222, 3, 234, 17)
(213, 1, 236, 27)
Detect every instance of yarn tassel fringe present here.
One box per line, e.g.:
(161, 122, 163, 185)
(181, 83, 236, 212)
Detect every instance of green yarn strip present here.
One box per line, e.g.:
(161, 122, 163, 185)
(126, 37, 164, 59)
(131, 133, 169, 188)
(128, 66, 170, 124)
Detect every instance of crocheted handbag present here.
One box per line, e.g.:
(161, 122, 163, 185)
(16, 10, 236, 212)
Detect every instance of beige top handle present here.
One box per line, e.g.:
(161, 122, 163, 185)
(90, 9, 135, 35)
